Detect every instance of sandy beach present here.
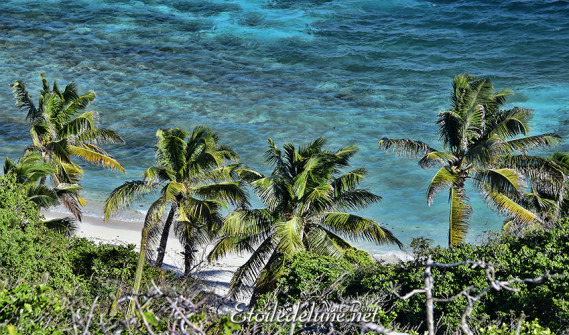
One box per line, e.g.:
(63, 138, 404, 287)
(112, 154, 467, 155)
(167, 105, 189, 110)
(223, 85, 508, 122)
(43, 209, 412, 303)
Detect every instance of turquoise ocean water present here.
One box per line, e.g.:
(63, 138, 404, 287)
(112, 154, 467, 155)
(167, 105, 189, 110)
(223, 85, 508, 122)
(1, 0, 568, 252)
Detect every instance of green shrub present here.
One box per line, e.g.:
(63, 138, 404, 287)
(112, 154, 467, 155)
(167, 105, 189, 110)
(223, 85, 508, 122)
(0, 174, 41, 231)
(479, 319, 552, 334)
(0, 283, 67, 334)
(274, 251, 365, 303)
(67, 238, 168, 300)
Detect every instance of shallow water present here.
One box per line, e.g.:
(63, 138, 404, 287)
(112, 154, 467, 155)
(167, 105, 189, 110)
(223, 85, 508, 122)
(1, 0, 568, 252)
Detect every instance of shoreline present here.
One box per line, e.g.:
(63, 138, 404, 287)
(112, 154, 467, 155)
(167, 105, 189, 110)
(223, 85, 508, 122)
(43, 209, 412, 301)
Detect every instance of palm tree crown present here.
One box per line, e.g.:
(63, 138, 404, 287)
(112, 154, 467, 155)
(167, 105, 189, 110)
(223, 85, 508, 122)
(12, 73, 125, 219)
(210, 137, 402, 302)
(379, 74, 562, 246)
(104, 126, 248, 275)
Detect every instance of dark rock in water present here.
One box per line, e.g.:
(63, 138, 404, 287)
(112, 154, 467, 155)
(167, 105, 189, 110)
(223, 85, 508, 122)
(335, 93, 355, 101)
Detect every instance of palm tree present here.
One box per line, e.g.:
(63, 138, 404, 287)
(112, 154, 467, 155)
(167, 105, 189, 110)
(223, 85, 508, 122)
(3, 151, 80, 235)
(209, 137, 402, 302)
(104, 126, 248, 275)
(379, 74, 562, 246)
(11, 73, 125, 220)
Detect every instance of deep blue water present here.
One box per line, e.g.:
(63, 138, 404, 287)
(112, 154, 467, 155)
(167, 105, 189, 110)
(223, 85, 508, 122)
(1, 0, 568, 252)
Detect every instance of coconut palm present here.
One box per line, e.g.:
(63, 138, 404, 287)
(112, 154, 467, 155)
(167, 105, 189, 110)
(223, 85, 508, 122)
(379, 74, 562, 246)
(3, 151, 80, 235)
(11, 73, 125, 220)
(209, 137, 402, 302)
(104, 126, 248, 275)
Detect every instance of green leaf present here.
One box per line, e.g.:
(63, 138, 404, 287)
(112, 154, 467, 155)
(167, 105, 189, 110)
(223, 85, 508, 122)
(143, 311, 159, 325)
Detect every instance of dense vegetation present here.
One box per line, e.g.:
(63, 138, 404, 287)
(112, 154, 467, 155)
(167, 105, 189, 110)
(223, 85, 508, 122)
(1, 73, 567, 334)
(265, 222, 569, 333)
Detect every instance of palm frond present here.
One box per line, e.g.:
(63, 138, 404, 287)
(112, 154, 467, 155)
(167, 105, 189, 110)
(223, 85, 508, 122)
(104, 181, 158, 220)
(143, 197, 168, 261)
(25, 184, 60, 209)
(42, 217, 77, 236)
(29, 122, 53, 148)
(330, 189, 382, 212)
(250, 251, 287, 303)
(208, 235, 258, 261)
(274, 216, 304, 257)
(331, 144, 359, 167)
(487, 107, 531, 139)
(193, 182, 248, 207)
(481, 184, 538, 226)
(471, 168, 525, 197)
(379, 137, 436, 160)
(163, 181, 185, 202)
(236, 166, 264, 183)
(76, 128, 125, 145)
(227, 236, 275, 299)
(68, 145, 126, 172)
(499, 133, 561, 154)
(178, 197, 222, 228)
(495, 155, 565, 184)
(460, 104, 485, 144)
(12, 80, 39, 121)
(264, 138, 283, 169)
(426, 166, 457, 206)
(331, 168, 367, 194)
(299, 137, 327, 157)
(436, 110, 463, 153)
(419, 151, 457, 168)
(251, 176, 288, 210)
(222, 209, 273, 235)
(143, 166, 174, 184)
(304, 226, 344, 257)
(320, 227, 356, 251)
(155, 128, 189, 173)
(59, 111, 96, 138)
(58, 192, 83, 221)
(321, 212, 402, 247)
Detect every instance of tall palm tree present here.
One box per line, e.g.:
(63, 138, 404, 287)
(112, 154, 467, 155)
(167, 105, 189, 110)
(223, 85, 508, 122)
(379, 74, 562, 246)
(209, 137, 402, 302)
(104, 127, 248, 275)
(11, 73, 125, 220)
(3, 151, 80, 235)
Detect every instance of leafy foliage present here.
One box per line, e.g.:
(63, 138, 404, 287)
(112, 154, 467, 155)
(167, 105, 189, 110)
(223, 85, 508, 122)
(0, 174, 42, 230)
(479, 319, 552, 334)
(0, 284, 66, 334)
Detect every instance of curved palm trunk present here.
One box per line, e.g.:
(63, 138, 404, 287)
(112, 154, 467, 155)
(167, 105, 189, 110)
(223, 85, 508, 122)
(184, 242, 194, 276)
(154, 203, 178, 267)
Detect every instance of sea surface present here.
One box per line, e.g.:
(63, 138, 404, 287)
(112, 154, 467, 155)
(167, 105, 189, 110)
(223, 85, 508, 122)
(1, 0, 568, 253)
